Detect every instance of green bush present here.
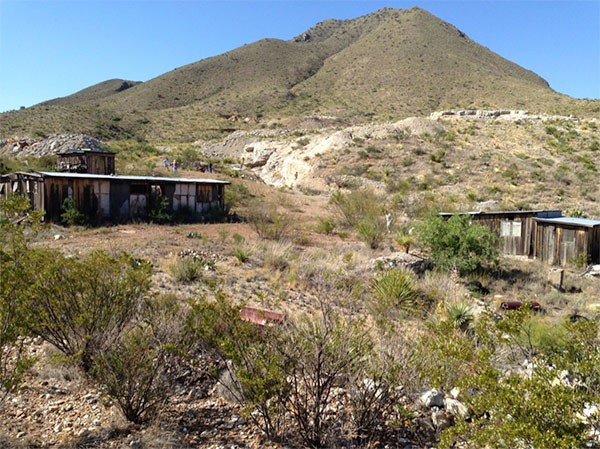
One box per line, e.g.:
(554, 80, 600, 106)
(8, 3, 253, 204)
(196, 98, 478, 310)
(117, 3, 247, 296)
(23, 250, 152, 371)
(247, 201, 292, 241)
(169, 256, 203, 283)
(232, 246, 252, 264)
(186, 299, 390, 448)
(316, 216, 336, 234)
(417, 214, 500, 275)
(0, 195, 45, 398)
(92, 326, 171, 423)
(329, 189, 384, 228)
(417, 313, 599, 449)
(148, 193, 171, 224)
(356, 218, 386, 249)
(60, 198, 88, 226)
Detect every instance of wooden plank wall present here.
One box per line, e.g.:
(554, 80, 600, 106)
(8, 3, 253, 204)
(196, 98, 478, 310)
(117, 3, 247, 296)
(471, 213, 537, 256)
(534, 223, 598, 265)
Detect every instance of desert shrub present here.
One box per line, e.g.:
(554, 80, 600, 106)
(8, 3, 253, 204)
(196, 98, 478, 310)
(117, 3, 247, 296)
(148, 194, 171, 224)
(417, 312, 599, 449)
(276, 313, 373, 447)
(355, 218, 386, 249)
(169, 256, 203, 283)
(225, 182, 251, 210)
(92, 325, 171, 424)
(232, 232, 245, 244)
(316, 216, 336, 234)
(370, 269, 419, 322)
(60, 198, 88, 226)
(329, 189, 384, 228)
(263, 241, 292, 271)
(232, 245, 252, 264)
(0, 195, 45, 398)
(394, 228, 415, 253)
(24, 250, 152, 371)
(187, 299, 400, 447)
(417, 214, 500, 275)
(247, 201, 292, 241)
(385, 177, 410, 194)
(429, 149, 446, 163)
(186, 298, 288, 440)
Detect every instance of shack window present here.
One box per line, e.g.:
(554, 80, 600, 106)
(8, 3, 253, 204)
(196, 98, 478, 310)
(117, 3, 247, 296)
(130, 184, 148, 195)
(151, 185, 162, 196)
(501, 221, 511, 237)
(501, 220, 522, 237)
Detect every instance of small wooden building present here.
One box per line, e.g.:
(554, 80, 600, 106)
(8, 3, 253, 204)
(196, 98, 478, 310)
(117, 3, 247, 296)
(440, 210, 562, 256)
(533, 217, 600, 265)
(57, 148, 116, 175)
(0, 171, 229, 223)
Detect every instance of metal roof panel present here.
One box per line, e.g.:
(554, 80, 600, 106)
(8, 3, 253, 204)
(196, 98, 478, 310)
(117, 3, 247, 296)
(533, 217, 600, 228)
(37, 171, 230, 184)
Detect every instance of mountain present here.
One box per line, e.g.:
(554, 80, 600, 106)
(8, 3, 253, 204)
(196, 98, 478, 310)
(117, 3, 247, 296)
(1, 7, 597, 141)
(40, 79, 141, 106)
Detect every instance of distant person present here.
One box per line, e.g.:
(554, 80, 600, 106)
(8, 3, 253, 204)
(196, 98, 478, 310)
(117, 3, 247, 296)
(209, 162, 213, 173)
(172, 159, 179, 173)
(163, 158, 170, 171)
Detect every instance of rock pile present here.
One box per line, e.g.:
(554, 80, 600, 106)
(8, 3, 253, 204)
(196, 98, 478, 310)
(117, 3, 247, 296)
(429, 109, 586, 122)
(0, 133, 105, 158)
(371, 252, 433, 275)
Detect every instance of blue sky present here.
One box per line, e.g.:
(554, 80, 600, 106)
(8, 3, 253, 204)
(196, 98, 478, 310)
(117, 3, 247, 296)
(0, 1, 598, 112)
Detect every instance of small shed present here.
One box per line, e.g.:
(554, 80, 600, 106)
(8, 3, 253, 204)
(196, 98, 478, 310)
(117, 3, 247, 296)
(57, 148, 116, 175)
(440, 210, 562, 256)
(533, 217, 600, 265)
(0, 171, 230, 224)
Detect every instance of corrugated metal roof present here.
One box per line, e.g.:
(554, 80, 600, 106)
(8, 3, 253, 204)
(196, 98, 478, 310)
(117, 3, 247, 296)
(37, 171, 230, 184)
(533, 217, 600, 228)
(57, 148, 115, 155)
(440, 210, 562, 216)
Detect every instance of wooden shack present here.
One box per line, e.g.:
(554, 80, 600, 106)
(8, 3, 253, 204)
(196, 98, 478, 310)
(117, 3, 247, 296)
(56, 148, 116, 174)
(440, 210, 562, 256)
(533, 217, 600, 265)
(0, 171, 229, 223)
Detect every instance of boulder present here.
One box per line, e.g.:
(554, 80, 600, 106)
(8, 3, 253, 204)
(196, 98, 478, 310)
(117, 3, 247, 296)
(241, 143, 276, 168)
(431, 410, 451, 432)
(419, 388, 445, 408)
(444, 397, 469, 419)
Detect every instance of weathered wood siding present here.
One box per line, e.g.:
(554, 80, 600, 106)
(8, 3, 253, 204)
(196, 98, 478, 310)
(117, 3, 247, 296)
(534, 223, 600, 265)
(466, 213, 540, 256)
(1, 172, 228, 224)
(0, 173, 45, 210)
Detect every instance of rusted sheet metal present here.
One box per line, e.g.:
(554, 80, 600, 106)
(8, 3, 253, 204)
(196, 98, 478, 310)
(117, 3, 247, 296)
(240, 306, 286, 327)
(500, 301, 542, 312)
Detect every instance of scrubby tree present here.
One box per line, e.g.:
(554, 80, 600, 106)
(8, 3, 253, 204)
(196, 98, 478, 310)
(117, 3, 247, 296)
(24, 250, 152, 371)
(0, 195, 44, 398)
(417, 214, 500, 275)
(91, 325, 171, 424)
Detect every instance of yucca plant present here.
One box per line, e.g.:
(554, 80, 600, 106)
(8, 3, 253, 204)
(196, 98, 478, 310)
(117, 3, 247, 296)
(370, 269, 418, 320)
(446, 302, 474, 331)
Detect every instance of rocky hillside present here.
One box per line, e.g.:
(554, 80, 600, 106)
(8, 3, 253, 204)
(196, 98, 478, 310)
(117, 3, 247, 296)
(197, 110, 600, 218)
(1, 7, 598, 141)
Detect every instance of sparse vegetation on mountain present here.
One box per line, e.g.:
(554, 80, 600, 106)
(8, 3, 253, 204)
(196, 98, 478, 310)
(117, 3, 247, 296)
(2, 7, 598, 141)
